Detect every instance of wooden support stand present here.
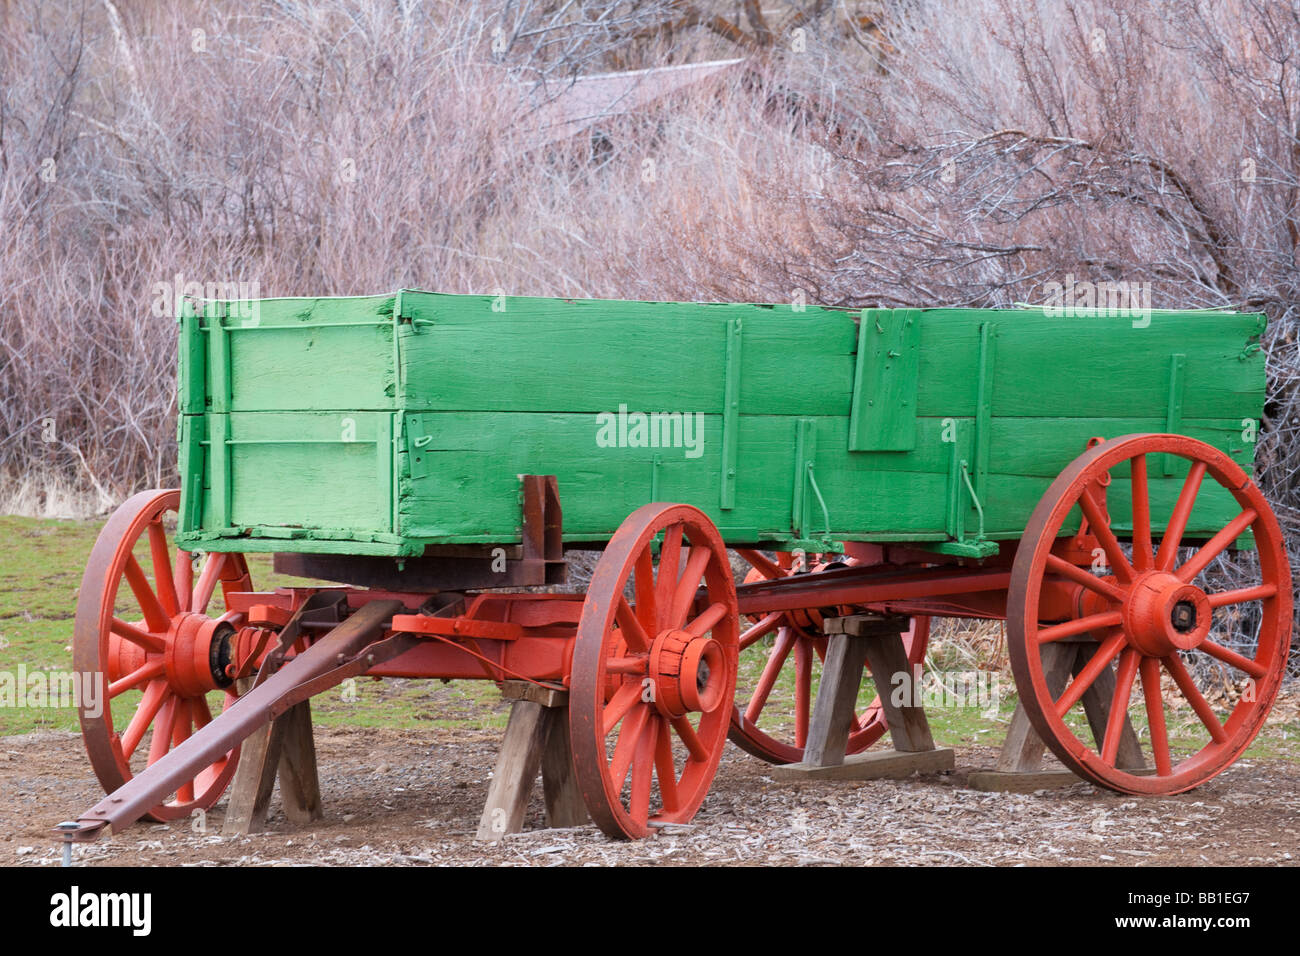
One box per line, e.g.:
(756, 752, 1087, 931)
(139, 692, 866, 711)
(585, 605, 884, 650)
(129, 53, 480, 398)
(771, 614, 955, 782)
(475, 681, 588, 841)
(224, 679, 324, 834)
(967, 638, 1146, 792)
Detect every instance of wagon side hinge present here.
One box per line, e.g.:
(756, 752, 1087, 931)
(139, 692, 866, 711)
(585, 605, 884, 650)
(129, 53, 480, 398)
(788, 418, 838, 552)
(719, 316, 743, 510)
(931, 422, 998, 559)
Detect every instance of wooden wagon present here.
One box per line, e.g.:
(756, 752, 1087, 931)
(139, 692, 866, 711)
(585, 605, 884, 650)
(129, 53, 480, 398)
(66, 291, 1292, 841)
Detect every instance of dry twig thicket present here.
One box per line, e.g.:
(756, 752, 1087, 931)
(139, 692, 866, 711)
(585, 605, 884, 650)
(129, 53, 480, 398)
(0, 1, 1296, 673)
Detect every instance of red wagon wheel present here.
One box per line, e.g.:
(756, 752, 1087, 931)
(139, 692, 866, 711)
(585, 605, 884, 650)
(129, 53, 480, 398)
(74, 489, 252, 820)
(728, 550, 931, 764)
(1008, 434, 1292, 794)
(570, 503, 739, 839)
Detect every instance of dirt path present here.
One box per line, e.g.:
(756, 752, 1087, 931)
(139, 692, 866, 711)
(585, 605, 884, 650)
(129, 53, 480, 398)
(3, 728, 1298, 866)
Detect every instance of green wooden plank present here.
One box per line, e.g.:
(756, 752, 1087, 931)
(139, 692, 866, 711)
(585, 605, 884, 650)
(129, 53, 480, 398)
(1163, 353, 1187, 475)
(850, 308, 921, 450)
(720, 316, 743, 509)
(972, 321, 998, 511)
(178, 300, 206, 415)
(208, 413, 230, 530)
(205, 300, 230, 413)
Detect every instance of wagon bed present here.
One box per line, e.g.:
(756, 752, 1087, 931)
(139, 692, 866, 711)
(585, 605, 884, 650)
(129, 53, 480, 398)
(175, 291, 1265, 559)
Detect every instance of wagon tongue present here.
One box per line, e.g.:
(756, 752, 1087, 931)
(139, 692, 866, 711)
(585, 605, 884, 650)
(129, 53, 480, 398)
(60, 598, 410, 843)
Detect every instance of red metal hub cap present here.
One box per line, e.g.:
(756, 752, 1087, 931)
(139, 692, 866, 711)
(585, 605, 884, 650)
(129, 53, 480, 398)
(649, 629, 730, 718)
(1121, 572, 1212, 657)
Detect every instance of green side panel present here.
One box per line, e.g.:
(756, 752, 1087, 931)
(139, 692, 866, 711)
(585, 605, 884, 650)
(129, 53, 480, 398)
(391, 411, 1252, 546)
(908, 309, 1263, 419)
(397, 292, 858, 416)
(173, 288, 1266, 556)
(849, 308, 921, 450)
(176, 410, 396, 550)
(213, 295, 398, 412)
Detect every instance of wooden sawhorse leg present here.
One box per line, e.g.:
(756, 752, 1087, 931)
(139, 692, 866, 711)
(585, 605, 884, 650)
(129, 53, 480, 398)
(968, 638, 1146, 792)
(475, 681, 588, 841)
(223, 682, 324, 835)
(771, 614, 955, 781)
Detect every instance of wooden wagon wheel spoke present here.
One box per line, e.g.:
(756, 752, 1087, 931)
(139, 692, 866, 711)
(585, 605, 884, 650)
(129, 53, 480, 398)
(1207, 583, 1278, 608)
(1079, 485, 1134, 583)
(1138, 656, 1173, 775)
(653, 719, 680, 812)
(1129, 453, 1155, 571)
(793, 636, 812, 748)
(1161, 653, 1228, 745)
(123, 555, 172, 633)
(1197, 640, 1268, 679)
(1045, 554, 1127, 603)
(120, 680, 169, 760)
(615, 596, 651, 652)
(191, 551, 228, 616)
(728, 548, 932, 765)
(1100, 648, 1141, 766)
(739, 611, 782, 650)
(745, 627, 794, 723)
(1038, 611, 1123, 644)
(147, 521, 180, 618)
(1053, 632, 1126, 717)
(109, 617, 166, 654)
(1175, 509, 1258, 583)
(671, 547, 712, 626)
(1008, 434, 1292, 795)
(653, 523, 684, 627)
(669, 714, 708, 761)
(1154, 460, 1207, 571)
(74, 489, 251, 821)
(175, 550, 194, 614)
(107, 660, 165, 698)
(603, 681, 644, 734)
(570, 503, 738, 839)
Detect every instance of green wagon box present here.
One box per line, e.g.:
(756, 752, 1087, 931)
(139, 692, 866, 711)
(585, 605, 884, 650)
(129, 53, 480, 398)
(174, 290, 1265, 559)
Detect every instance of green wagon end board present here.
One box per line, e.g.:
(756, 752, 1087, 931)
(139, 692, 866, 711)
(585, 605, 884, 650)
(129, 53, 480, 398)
(174, 291, 1266, 558)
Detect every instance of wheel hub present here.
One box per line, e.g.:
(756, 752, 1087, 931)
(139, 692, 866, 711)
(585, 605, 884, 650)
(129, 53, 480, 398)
(162, 612, 236, 697)
(648, 629, 729, 719)
(1122, 571, 1212, 657)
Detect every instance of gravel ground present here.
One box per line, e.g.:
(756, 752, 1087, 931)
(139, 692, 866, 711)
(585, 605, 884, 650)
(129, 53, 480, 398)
(2, 727, 1298, 867)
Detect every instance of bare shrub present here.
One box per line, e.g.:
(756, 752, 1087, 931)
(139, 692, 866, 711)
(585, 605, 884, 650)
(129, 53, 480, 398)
(0, 0, 1294, 672)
